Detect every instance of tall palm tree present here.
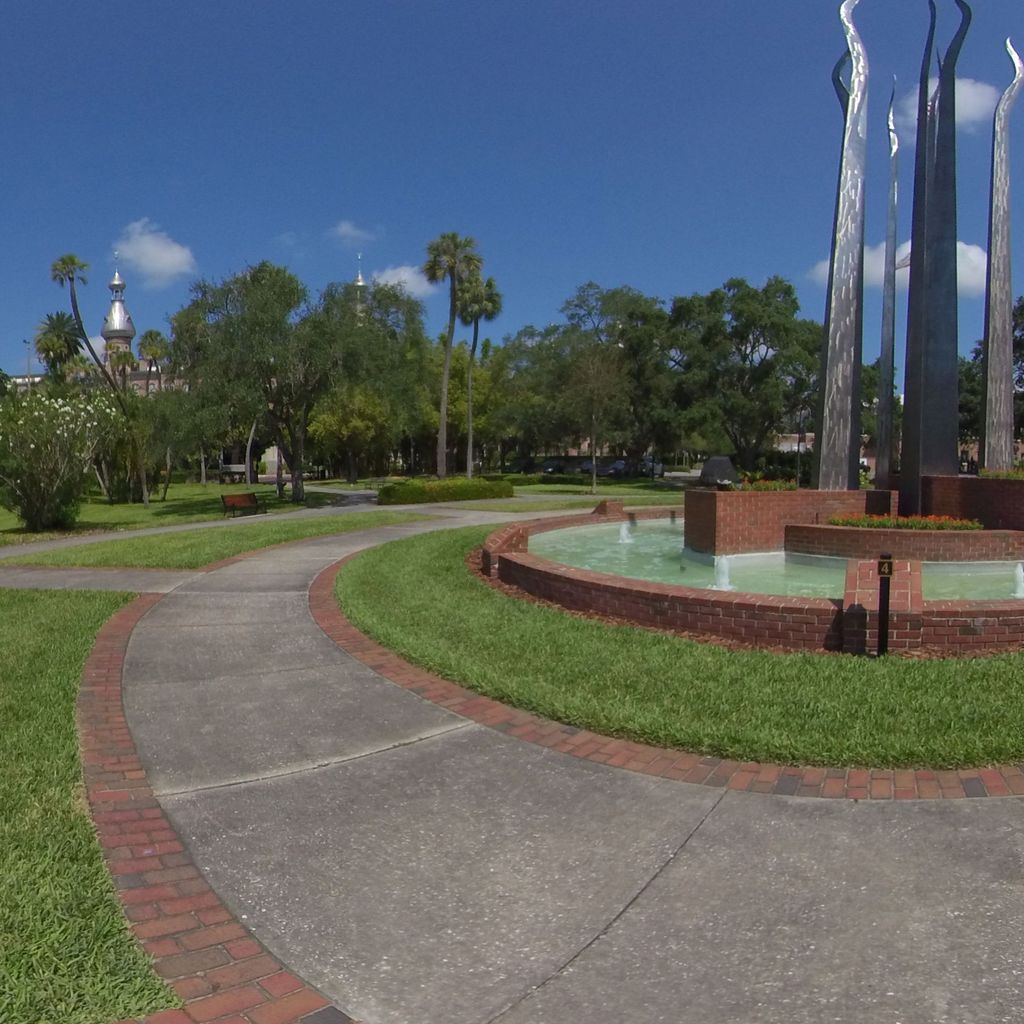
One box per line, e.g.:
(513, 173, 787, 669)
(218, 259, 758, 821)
(423, 233, 482, 478)
(108, 347, 138, 392)
(137, 329, 170, 394)
(457, 274, 502, 478)
(50, 254, 125, 407)
(34, 311, 83, 379)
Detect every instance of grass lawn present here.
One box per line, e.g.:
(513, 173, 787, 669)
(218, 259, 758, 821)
(512, 481, 685, 496)
(453, 495, 685, 512)
(0, 590, 175, 1024)
(6, 510, 428, 570)
(0, 483, 342, 547)
(337, 526, 1024, 769)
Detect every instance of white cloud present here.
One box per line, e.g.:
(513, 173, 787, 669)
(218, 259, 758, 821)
(372, 264, 436, 298)
(114, 219, 197, 288)
(895, 77, 1001, 139)
(331, 219, 377, 246)
(809, 240, 987, 297)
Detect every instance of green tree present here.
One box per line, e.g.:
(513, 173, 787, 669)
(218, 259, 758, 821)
(137, 329, 170, 394)
(423, 233, 482, 478)
(171, 262, 344, 502)
(669, 277, 820, 471)
(457, 274, 502, 478)
(34, 312, 83, 381)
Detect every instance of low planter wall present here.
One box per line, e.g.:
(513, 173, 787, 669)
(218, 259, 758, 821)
(785, 524, 1024, 562)
(683, 488, 897, 555)
(482, 507, 1024, 656)
(923, 475, 1024, 531)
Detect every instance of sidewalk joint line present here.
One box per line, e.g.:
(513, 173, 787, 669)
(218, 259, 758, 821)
(482, 788, 728, 1024)
(156, 720, 474, 797)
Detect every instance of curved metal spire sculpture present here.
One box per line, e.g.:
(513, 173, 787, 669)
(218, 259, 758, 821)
(818, 0, 868, 491)
(982, 38, 1024, 470)
(876, 82, 899, 491)
(900, 0, 972, 514)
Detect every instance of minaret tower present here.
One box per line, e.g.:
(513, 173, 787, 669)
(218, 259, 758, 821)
(101, 257, 136, 370)
(354, 252, 366, 318)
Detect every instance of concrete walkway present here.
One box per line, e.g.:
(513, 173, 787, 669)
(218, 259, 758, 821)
(98, 511, 1024, 1024)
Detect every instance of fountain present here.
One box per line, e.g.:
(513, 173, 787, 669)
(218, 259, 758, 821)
(712, 556, 734, 591)
(618, 521, 634, 545)
(1016, 563, 1024, 599)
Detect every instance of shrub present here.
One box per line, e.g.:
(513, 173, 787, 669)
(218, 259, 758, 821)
(736, 478, 798, 491)
(378, 476, 514, 505)
(828, 513, 983, 531)
(979, 468, 1024, 481)
(0, 392, 119, 530)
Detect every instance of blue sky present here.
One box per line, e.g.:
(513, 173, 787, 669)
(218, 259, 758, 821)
(2, 1, 1021, 378)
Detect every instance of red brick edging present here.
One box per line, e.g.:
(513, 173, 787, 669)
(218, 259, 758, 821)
(311, 557, 1024, 802)
(78, 595, 353, 1024)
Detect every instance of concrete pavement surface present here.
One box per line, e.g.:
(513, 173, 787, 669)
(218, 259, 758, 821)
(8, 503, 1024, 1023)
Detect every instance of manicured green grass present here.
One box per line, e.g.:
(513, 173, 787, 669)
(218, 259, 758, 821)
(0, 483, 341, 546)
(337, 526, 1024, 769)
(455, 495, 686, 512)
(0, 590, 175, 1024)
(7, 510, 427, 570)
(513, 481, 685, 496)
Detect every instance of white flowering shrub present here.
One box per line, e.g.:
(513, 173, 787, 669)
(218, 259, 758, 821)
(0, 392, 119, 530)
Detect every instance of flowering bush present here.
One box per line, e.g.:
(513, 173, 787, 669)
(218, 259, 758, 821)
(827, 513, 983, 531)
(737, 479, 798, 491)
(0, 392, 119, 530)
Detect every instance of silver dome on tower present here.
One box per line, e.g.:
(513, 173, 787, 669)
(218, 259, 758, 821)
(101, 268, 136, 347)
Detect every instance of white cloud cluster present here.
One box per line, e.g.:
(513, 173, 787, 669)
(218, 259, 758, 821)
(332, 219, 377, 246)
(895, 77, 1001, 138)
(809, 239, 987, 297)
(114, 219, 197, 288)
(372, 264, 436, 298)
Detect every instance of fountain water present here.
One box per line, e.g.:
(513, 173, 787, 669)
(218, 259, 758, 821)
(712, 556, 735, 591)
(618, 521, 634, 544)
(1015, 563, 1024, 599)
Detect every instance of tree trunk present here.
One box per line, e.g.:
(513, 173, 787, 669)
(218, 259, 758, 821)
(590, 413, 598, 495)
(199, 448, 207, 486)
(135, 437, 149, 507)
(466, 320, 479, 479)
(162, 447, 172, 501)
(346, 449, 357, 484)
(93, 463, 109, 501)
(275, 447, 285, 499)
(288, 419, 306, 503)
(245, 419, 257, 485)
(437, 280, 458, 479)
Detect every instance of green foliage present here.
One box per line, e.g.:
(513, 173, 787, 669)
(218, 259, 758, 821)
(669, 276, 821, 470)
(828, 514, 983, 530)
(378, 476, 513, 504)
(979, 467, 1024, 480)
(0, 392, 120, 530)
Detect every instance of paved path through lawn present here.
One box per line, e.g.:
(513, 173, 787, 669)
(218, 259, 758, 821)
(103, 508, 1024, 1024)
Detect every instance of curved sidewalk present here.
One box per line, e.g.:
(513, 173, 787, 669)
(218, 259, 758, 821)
(89, 513, 1024, 1023)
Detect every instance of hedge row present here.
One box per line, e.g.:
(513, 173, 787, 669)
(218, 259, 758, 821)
(378, 477, 514, 505)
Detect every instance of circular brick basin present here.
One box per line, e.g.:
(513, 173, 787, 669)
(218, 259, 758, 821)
(482, 509, 1024, 656)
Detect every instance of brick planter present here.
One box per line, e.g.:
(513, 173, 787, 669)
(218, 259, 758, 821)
(683, 488, 897, 555)
(923, 475, 1024, 530)
(785, 524, 1024, 562)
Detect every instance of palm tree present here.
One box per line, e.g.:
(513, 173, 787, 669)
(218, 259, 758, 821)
(457, 274, 502, 478)
(423, 233, 482, 478)
(34, 311, 82, 379)
(50, 254, 125, 406)
(108, 347, 138, 391)
(137, 329, 170, 394)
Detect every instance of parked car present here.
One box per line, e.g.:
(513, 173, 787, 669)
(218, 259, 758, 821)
(541, 458, 567, 474)
(639, 456, 665, 478)
(598, 459, 629, 478)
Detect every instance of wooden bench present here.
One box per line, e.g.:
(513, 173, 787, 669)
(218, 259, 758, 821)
(221, 492, 266, 517)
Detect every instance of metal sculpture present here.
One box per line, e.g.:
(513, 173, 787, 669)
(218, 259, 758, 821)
(818, 0, 868, 490)
(900, 0, 971, 515)
(876, 82, 899, 491)
(982, 38, 1024, 470)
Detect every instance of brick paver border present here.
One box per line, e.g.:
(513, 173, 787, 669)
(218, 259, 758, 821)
(312, 556, 1024, 802)
(78, 595, 355, 1024)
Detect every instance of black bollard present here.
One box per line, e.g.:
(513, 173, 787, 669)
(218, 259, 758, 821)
(877, 553, 893, 657)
